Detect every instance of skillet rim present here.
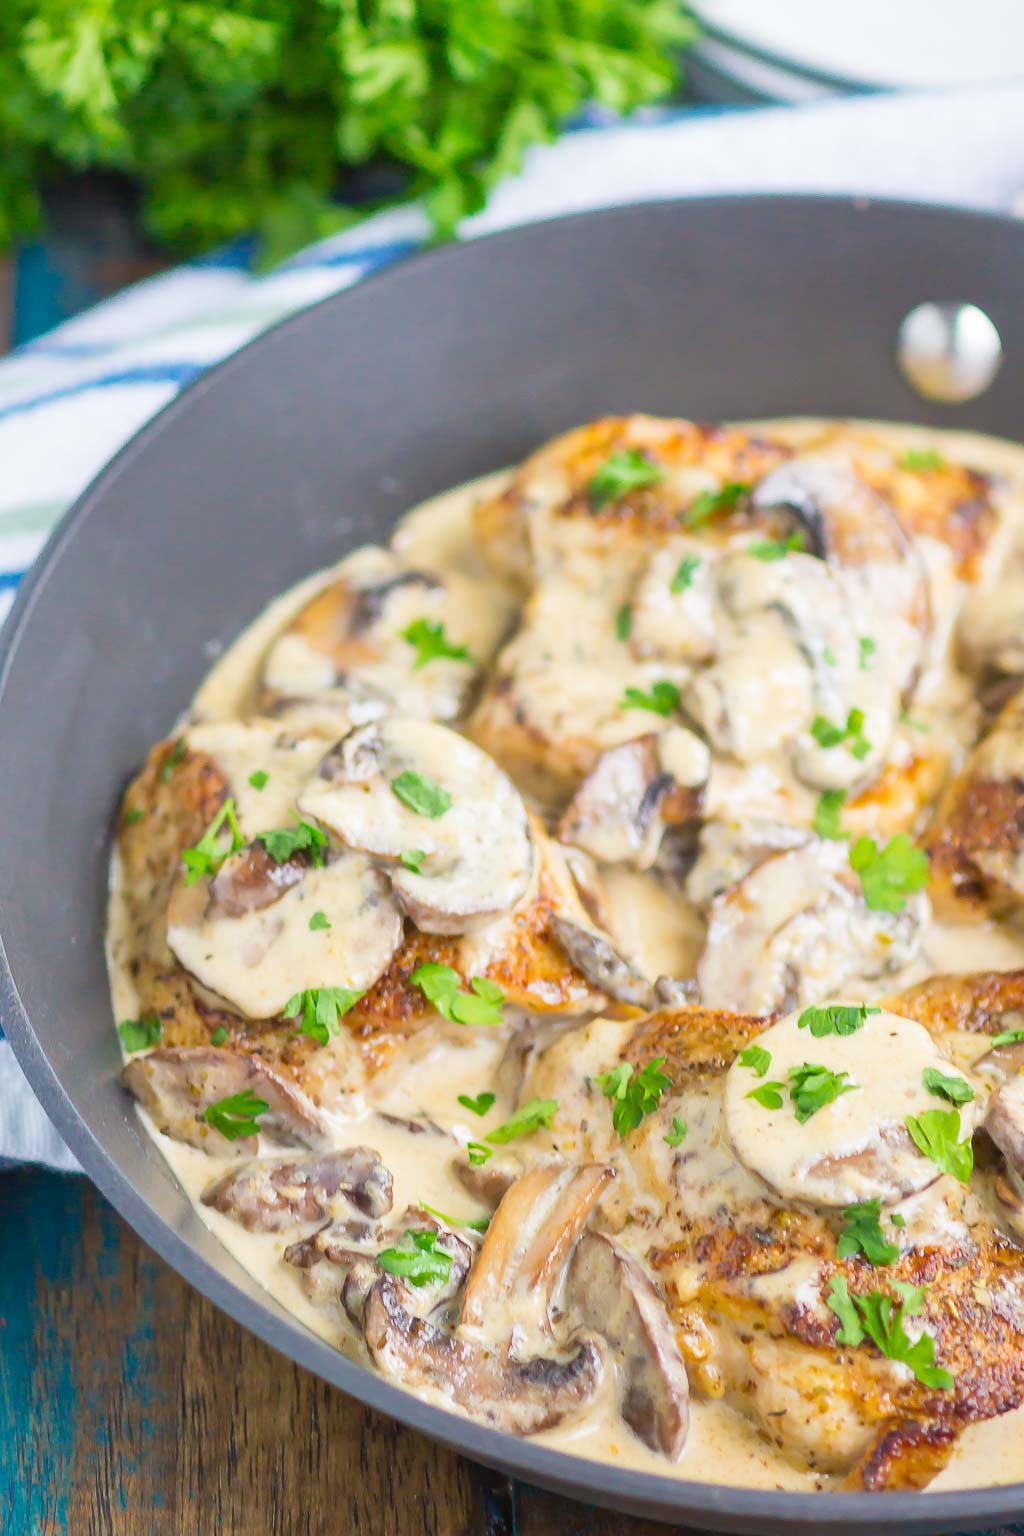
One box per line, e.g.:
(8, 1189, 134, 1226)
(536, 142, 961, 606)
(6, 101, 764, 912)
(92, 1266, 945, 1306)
(3, 193, 1024, 1530)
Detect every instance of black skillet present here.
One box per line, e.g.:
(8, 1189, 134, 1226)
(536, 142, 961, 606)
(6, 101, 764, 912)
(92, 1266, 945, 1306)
(2, 197, 1023, 1533)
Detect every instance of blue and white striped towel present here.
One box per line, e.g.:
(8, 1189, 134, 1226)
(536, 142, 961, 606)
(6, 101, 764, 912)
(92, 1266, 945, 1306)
(3, 82, 1024, 1172)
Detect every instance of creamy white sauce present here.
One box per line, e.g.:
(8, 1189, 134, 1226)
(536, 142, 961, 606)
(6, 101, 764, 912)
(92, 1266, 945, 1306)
(107, 422, 1024, 1495)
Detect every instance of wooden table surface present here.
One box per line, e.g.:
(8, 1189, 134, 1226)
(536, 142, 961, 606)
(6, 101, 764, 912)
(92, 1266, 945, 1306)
(1, 1167, 693, 1536)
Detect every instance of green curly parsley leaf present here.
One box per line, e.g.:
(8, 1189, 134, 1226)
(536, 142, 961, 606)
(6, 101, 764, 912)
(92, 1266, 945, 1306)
(797, 1003, 879, 1038)
(118, 1013, 162, 1053)
(588, 449, 663, 506)
(181, 797, 246, 885)
(684, 482, 750, 528)
(738, 1044, 772, 1077)
(906, 1107, 973, 1184)
(849, 833, 929, 914)
(485, 1097, 558, 1146)
(391, 770, 452, 818)
(620, 680, 679, 716)
(204, 1088, 268, 1142)
(826, 1275, 953, 1389)
(402, 617, 472, 670)
(256, 818, 328, 865)
(788, 1062, 858, 1125)
(922, 1067, 974, 1106)
(596, 1058, 672, 1139)
(283, 986, 363, 1046)
(836, 1199, 899, 1266)
(378, 1229, 454, 1287)
(813, 788, 848, 841)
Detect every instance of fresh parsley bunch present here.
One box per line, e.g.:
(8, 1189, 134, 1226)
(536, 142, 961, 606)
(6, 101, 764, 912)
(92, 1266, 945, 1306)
(4, 0, 694, 264)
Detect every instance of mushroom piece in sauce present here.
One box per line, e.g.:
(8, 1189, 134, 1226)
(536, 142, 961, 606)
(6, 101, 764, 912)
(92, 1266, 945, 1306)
(166, 843, 403, 1020)
(298, 717, 535, 934)
(723, 1007, 979, 1208)
(259, 545, 498, 731)
(697, 839, 929, 1016)
(121, 1046, 329, 1155)
(557, 727, 709, 870)
(549, 915, 657, 1010)
(564, 1232, 689, 1460)
(201, 1145, 393, 1232)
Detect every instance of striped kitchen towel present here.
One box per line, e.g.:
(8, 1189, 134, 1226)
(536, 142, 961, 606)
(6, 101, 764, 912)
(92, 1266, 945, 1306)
(3, 82, 1024, 1173)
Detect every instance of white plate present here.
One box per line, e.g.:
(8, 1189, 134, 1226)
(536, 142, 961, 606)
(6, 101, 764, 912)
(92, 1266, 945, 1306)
(691, 0, 1024, 90)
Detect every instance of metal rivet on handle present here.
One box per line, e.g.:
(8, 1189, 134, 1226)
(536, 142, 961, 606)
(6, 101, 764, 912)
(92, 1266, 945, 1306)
(896, 302, 1003, 404)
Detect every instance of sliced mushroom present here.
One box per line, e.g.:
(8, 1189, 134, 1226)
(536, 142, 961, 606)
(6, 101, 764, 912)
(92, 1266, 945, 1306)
(684, 819, 810, 909)
(924, 688, 1024, 918)
(288, 1205, 476, 1320)
(298, 718, 534, 934)
(984, 1075, 1024, 1183)
(550, 915, 656, 1010)
(122, 1046, 328, 1155)
(201, 1146, 393, 1232)
(358, 1271, 605, 1435)
(697, 840, 928, 1015)
(167, 845, 403, 1020)
(723, 1007, 979, 1207)
(259, 546, 495, 729)
(564, 1232, 689, 1460)
(461, 1162, 614, 1335)
(558, 728, 709, 870)
(752, 456, 919, 577)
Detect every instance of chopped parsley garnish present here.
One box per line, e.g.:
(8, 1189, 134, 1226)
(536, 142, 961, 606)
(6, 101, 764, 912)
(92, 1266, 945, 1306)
(811, 707, 871, 760)
(837, 1199, 899, 1266)
(789, 1062, 858, 1124)
(399, 848, 426, 873)
(899, 709, 932, 734)
(458, 1092, 495, 1117)
(160, 737, 186, 783)
(588, 448, 663, 506)
(825, 1274, 953, 1389)
(377, 1229, 454, 1287)
(204, 1088, 268, 1142)
(992, 1026, 1024, 1048)
(922, 1067, 974, 1106)
(309, 910, 331, 931)
(210, 1026, 229, 1046)
(891, 1213, 906, 1229)
(748, 531, 805, 561)
(850, 833, 929, 914)
(123, 806, 145, 826)
(283, 986, 363, 1046)
(485, 1097, 558, 1146)
(813, 788, 848, 841)
(746, 1080, 786, 1110)
(797, 1003, 879, 1038)
(391, 770, 452, 818)
(615, 604, 632, 641)
(738, 1043, 772, 1077)
(684, 481, 750, 528)
(595, 1058, 672, 1139)
(256, 818, 328, 865)
(664, 1116, 688, 1147)
(410, 963, 504, 1026)
(467, 1141, 492, 1166)
(181, 797, 245, 885)
(901, 448, 945, 472)
(670, 554, 701, 593)
(906, 1107, 973, 1183)
(858, 636, 876, 671)
(248, 769, 269, 790)
(118, 1013, 161, 1053)
(823, 645, 837, 667)
(419, 1202, 490, 1234)
(620, 680, 680, 716)
(402, 617, 472, 670)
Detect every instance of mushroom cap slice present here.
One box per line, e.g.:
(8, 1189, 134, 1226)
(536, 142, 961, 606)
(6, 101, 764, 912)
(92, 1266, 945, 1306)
(361, 1272, 605, 1435)
(299, 718, 534, 935)
(697, 839, 928, 1015)
(724, 1007, 979, 1207)
(558, 728, 709, 870)
(201, 1146, 393, 1232)
(549, 915, 656, 1010)
(984, 1074, 1024, 1184)
(167, 846, 403, 1020)
(564, 1232, 689, 1460)
(460, 1161, 614, 1334)
(259, 546, 503, 730)
(121, 1046, 328, 1155)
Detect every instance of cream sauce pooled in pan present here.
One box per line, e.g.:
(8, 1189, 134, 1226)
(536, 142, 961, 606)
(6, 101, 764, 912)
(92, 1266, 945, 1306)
(108, 418, 1024, 1494)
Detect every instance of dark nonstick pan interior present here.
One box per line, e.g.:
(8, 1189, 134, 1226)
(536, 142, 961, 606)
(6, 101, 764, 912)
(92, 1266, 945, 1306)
(2, 196, 1024, 1532)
